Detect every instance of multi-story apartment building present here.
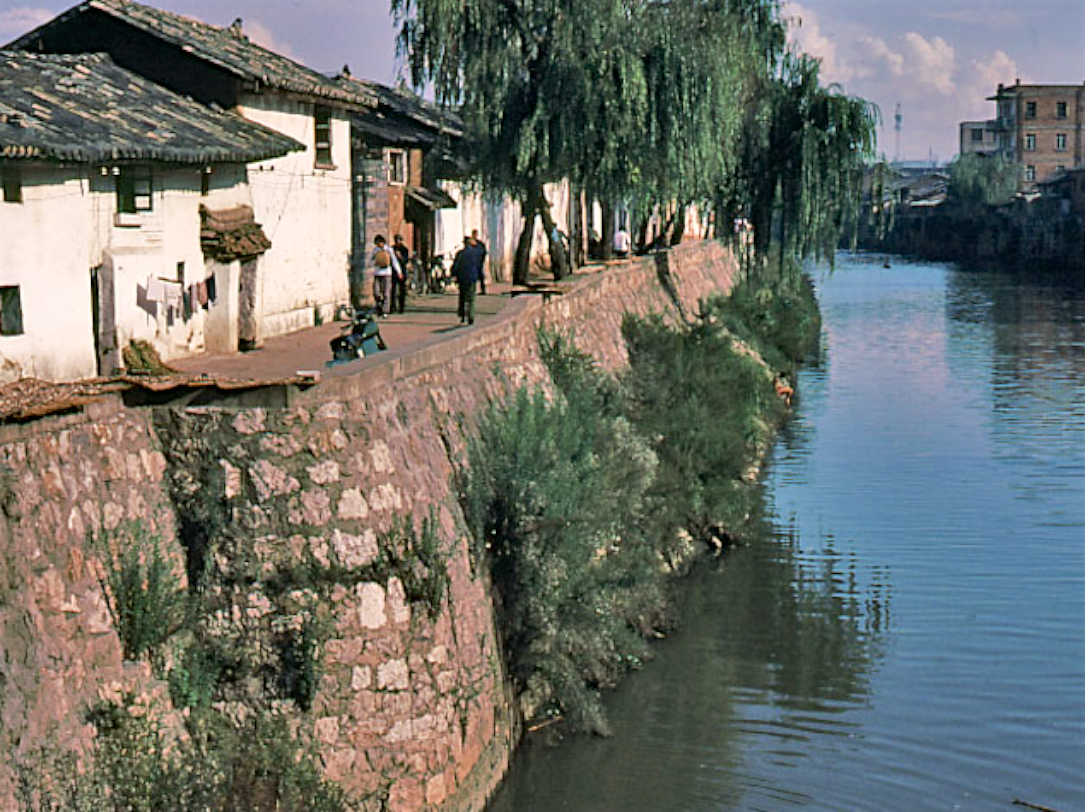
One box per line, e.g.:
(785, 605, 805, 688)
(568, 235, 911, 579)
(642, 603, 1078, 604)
(965, 82, 1085, 191)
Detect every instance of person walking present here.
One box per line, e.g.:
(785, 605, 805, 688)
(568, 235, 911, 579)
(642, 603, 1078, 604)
(391, 234, 410, 313)
(470, 229, 488, 295)
(451, 234, 486, 325)
(370, 235, 399, 316)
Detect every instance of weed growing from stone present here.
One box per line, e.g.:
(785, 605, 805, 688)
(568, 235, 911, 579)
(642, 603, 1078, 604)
(93, 520, 188, 661)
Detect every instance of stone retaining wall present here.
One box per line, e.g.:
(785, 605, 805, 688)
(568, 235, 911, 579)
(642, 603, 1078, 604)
(0, 240, 739, 812)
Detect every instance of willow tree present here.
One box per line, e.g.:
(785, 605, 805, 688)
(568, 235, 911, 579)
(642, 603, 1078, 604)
(392, 0, 648, 283)
(729, 53, 879, 270)
(633, 0, 784, 244)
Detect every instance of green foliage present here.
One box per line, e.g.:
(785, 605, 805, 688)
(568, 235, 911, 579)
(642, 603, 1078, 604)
(724, 53, 880, 265)
(18, 701, 353, 812)
(463, 299, 819, 732)
(93, 520, 188, 661)
(621, 309, 784, 543)
(461, 332, 663, 733)
(705, 270, 822, 371)
(947, 152, 1017, 210)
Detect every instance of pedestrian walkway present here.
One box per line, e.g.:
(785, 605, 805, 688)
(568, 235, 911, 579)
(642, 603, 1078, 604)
(169, 282, 518, 382)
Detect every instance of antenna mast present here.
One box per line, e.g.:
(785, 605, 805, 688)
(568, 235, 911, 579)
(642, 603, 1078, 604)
(894, 103, 902, 164)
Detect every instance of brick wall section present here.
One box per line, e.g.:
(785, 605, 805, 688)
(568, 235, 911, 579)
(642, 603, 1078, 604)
(0, 399, 178, 808)
(0, 240, 739, 812)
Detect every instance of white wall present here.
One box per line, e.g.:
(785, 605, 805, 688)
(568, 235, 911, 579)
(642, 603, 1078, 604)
(0, 166, 97, 383)
(435, 181, 572, 281)
(0, 161, 258, 383)
(239, 94, 352, 337)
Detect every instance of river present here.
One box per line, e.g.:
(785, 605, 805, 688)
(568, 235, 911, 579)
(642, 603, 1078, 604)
(486, 253, 1085, 812)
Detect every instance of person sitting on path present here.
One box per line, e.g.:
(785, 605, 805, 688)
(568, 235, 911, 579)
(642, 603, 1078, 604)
(370, 234, 400, 317)
(452, 234, 486, 325)
(391, 234, 410, 313)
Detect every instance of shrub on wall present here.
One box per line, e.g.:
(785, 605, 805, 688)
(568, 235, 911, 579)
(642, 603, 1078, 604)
(462, 276, 821, 734)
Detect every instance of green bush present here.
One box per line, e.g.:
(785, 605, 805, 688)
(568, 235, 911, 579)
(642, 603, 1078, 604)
(621, 308, 785, 544)
(462, 332, 664, 734)
(93, 521, 188, 661)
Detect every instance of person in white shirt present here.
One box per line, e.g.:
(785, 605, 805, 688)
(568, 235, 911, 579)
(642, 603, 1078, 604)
(370, 234, 401, 316)
(613, 228, 631, 258)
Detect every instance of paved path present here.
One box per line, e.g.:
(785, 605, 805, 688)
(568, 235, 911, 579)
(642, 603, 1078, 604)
(169, 282, 521, 382)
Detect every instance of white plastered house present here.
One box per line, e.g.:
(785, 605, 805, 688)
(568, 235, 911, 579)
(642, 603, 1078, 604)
(10, 0, 377, 346)
(0, 50, 301, 383)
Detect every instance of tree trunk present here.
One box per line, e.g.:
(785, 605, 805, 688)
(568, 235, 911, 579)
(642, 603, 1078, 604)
(513, 204, 535, 286)
(601, 202, 615, 261)
(532, 184, 570, 280)
(670, 203, 687, 246)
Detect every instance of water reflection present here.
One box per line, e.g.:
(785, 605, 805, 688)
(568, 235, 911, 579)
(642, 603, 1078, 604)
(488, 503, 889, 812)
(488, 255, 1085, 812)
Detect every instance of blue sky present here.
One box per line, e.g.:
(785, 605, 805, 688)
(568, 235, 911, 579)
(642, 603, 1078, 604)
(2, 0, 1082, 164)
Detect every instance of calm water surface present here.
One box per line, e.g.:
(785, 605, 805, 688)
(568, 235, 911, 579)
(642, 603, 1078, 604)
(487, 254, 1085, 812)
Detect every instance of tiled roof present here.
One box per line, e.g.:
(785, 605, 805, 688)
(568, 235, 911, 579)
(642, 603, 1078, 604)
(10, 0, 376, 108)
(338, 76, 463, 138)
(0, 50, 302, 163)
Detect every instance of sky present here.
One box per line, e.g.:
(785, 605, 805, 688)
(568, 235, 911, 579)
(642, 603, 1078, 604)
(1, 0, 1082, 165)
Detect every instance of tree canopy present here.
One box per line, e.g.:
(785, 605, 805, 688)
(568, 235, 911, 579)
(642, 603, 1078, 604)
(391, 0, 878, 281)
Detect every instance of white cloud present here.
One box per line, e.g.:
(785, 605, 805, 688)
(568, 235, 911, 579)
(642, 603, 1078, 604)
(900, 32, 956, 95)
(240, 18, 301, 62)
(786, 2, 856, 84)
(0, 6, 52, 37)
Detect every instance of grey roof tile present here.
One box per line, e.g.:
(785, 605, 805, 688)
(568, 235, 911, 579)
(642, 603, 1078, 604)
(10, 0, 376, 108)
(0, 50, 303, 163)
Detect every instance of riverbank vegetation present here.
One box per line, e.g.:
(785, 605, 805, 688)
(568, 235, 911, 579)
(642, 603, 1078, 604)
(460, 266, 821, 734)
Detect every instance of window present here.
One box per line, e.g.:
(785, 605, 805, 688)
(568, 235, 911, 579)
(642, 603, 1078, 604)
(971, 128, 984, 142)
(2, 168, 21, 203)
(1025, 165, 1036, 181)
(1057, 101, 1068, 119)
(1024, 133, 1036, 151)
(200, 167, 211, 196)
(0, 286, 23, 335)
(1055, 133, 1067, 151)
(1025, 101, 1037, 118)
(387, 149, 407, 185)
(116, 168, 153, 213)
(314, 106, 333, 167)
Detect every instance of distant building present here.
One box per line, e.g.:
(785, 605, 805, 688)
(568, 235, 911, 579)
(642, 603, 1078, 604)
(962, 82, 1085, 191)
(959, 120, 1000, 157)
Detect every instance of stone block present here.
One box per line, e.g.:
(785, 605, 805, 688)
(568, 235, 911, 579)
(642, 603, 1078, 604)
(307, 460, 341, 485)
(376, 658, 409, 691)
(232, 409, 266, 435)
(333, 528, 378, 568)
(357, 583, 386, 630)
(337, 488, 369, 521)
(249, 459, 300, 501)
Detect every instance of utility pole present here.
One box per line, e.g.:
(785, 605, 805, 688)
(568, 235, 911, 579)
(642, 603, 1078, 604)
(894, 103, 902, 164)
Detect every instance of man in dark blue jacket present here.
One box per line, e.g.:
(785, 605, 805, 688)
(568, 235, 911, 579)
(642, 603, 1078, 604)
(451, 235, 486, 325)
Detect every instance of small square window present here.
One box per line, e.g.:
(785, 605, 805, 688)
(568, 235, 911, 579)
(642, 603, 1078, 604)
(314, 106, 333, 167)
(1055, 133, 1067, 151)
(2, 168, 21, 203)
(970, 129, 984, 142)
(1056, 101, 1068, 119)
(1025, 101, 1037, 118)
(387, 149, 407, 185)
(116, 168, 153, 213)
(0, 286, 24, 335)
